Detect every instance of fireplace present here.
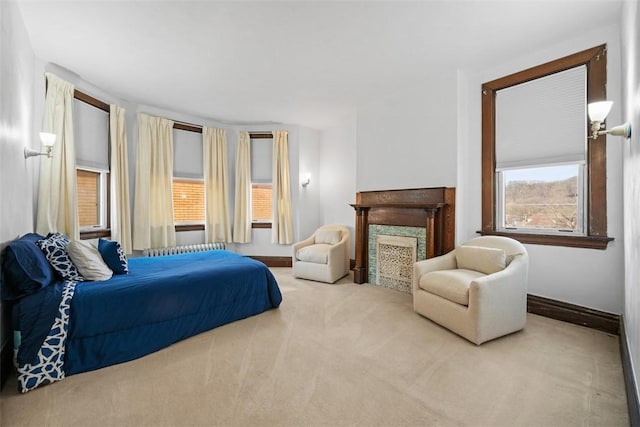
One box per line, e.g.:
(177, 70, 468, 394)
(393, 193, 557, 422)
(350, 187, 455, 284)
(375, 235, 417, 293)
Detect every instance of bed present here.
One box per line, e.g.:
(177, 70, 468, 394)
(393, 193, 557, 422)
(2, 233, 282, 393)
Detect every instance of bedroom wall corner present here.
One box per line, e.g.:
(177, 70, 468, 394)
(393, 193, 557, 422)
(621, 0, 640, 416)
(0, 0, 37, 385)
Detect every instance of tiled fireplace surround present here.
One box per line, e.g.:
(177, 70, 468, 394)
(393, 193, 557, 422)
(369, 226, 424, 293)
(350, 187, 456, 289)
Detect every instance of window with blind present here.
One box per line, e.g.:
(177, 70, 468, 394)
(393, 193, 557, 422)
(173, 128, 204, 224)
(481, 44, 612, 249)
(251, 138, 273, 224)
(74, 97, 109, 232)
(495, 66, 587, 235)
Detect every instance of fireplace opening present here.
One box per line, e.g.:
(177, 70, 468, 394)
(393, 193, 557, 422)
(376, 235, 417, 294)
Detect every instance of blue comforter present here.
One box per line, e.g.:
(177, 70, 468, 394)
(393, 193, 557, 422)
(14, 250, 282, 382)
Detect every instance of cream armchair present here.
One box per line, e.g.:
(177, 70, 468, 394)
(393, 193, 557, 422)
(293, 224, 350, 283)
(412, 236, 529, 345)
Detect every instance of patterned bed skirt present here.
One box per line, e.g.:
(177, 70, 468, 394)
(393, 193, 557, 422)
(16, 281, 76, 393)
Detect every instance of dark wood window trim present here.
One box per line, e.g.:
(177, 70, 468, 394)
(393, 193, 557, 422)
(80, 229, 111, 240)
(252, 222, 272, 229)
(173, 120, 274, 140)
(175, 224, 204, 232)
(480, 44, 613, 250)
(171, 121, 275, 231)
(74, 89, 109, 112)
(173, 223, 273, 232)
(74, 89, 111, 239)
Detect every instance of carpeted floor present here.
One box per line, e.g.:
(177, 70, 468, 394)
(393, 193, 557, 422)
(0, 268, 629, 426)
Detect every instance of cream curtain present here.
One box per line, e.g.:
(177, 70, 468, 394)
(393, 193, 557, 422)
(36, 73, 79, 239)
(272, 130, 294, 244)
(133, 113, 176, 250)
(203, 127, 231, 243)
(109, 105, 132, 254)
(233, 131, 252, 243)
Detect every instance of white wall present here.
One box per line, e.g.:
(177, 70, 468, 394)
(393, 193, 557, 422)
(458, 24, 625, 314)
(319, 114, 357, 257)
(621, 0, 640, 407)
(297, 126, 321, 241)
(356, 72, 457, 191)
(0, 0, 36, 353)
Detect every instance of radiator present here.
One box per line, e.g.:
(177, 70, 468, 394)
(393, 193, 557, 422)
(143, 243, 226, 257)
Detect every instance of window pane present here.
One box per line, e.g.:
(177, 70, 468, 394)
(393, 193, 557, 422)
(77, 169, 100, 228)
(173, 180, 205, 223)
(252, 184, 272, 222)
(502, 164, 581, 232)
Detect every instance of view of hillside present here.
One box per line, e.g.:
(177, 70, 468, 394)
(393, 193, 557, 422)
(504, 176, 579, 230)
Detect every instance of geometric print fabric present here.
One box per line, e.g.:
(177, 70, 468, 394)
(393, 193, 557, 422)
(17, 281, 77, 393)
(37, 233, 84, 281)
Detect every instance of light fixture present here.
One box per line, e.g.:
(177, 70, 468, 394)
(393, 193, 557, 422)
(24, 132, 56, 159)
(301, 173, 311, 188)
(587, 101, 632, 140)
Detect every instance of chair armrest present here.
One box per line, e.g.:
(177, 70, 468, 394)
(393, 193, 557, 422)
(292, 235, 316, 261)
(412, 250, 457, 293)
(471, 254, 528, 288)
(327, 239, 347, 265)
(469, 254, 529, 310)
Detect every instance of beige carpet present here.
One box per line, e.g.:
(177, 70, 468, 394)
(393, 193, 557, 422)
(0, 268, 629, 426)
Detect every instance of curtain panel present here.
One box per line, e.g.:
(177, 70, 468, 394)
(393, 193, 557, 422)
(203, 126, 232, 243)
(132, 113, 176, 250)
(109, 105, 133, 254)
(36, 73, 79, 239)
(272, 130, 293, 244)
(233, 131, 252, 243)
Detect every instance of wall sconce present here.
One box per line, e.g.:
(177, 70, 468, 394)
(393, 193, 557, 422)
(587, 101, 632, 140)
(301, 173, 311, 188)
(24, 132, 56, 159)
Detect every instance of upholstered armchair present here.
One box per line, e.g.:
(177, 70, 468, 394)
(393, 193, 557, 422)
(293, 224, 350, 284)
(412, 236, 529, 345)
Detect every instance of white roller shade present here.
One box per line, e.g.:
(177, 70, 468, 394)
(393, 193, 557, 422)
(251, 137, 273, 182)
(495, 65, 587, 170)
(74, 99, 109, 170)
(173, 128, 203, 179)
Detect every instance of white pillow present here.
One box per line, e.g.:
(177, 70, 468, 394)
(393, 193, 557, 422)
(456, 245, 506, 275)
(67, 240, 113, 281)
(315, 229, 342, 245)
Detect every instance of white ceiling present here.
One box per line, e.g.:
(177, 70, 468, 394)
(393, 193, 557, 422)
(17, 0, 622, 129)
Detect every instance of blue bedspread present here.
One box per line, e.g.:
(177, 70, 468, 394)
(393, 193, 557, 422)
(15, 250, 282, 381)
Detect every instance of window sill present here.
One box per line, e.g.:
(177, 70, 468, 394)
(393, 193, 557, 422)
(174, 223, 273, 232)
(80, 229, 111, 239)
(175, 224, 204, 232)
(477, 230, 613, 250)
(252, 222, 272, 229)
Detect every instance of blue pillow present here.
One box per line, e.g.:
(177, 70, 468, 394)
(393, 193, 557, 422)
(98, 239, 129, 274)
(1, 233, 55, 300)
(37, 233, 84, 282)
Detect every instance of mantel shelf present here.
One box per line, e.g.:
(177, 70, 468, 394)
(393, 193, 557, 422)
(350, 188, 456, 284)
